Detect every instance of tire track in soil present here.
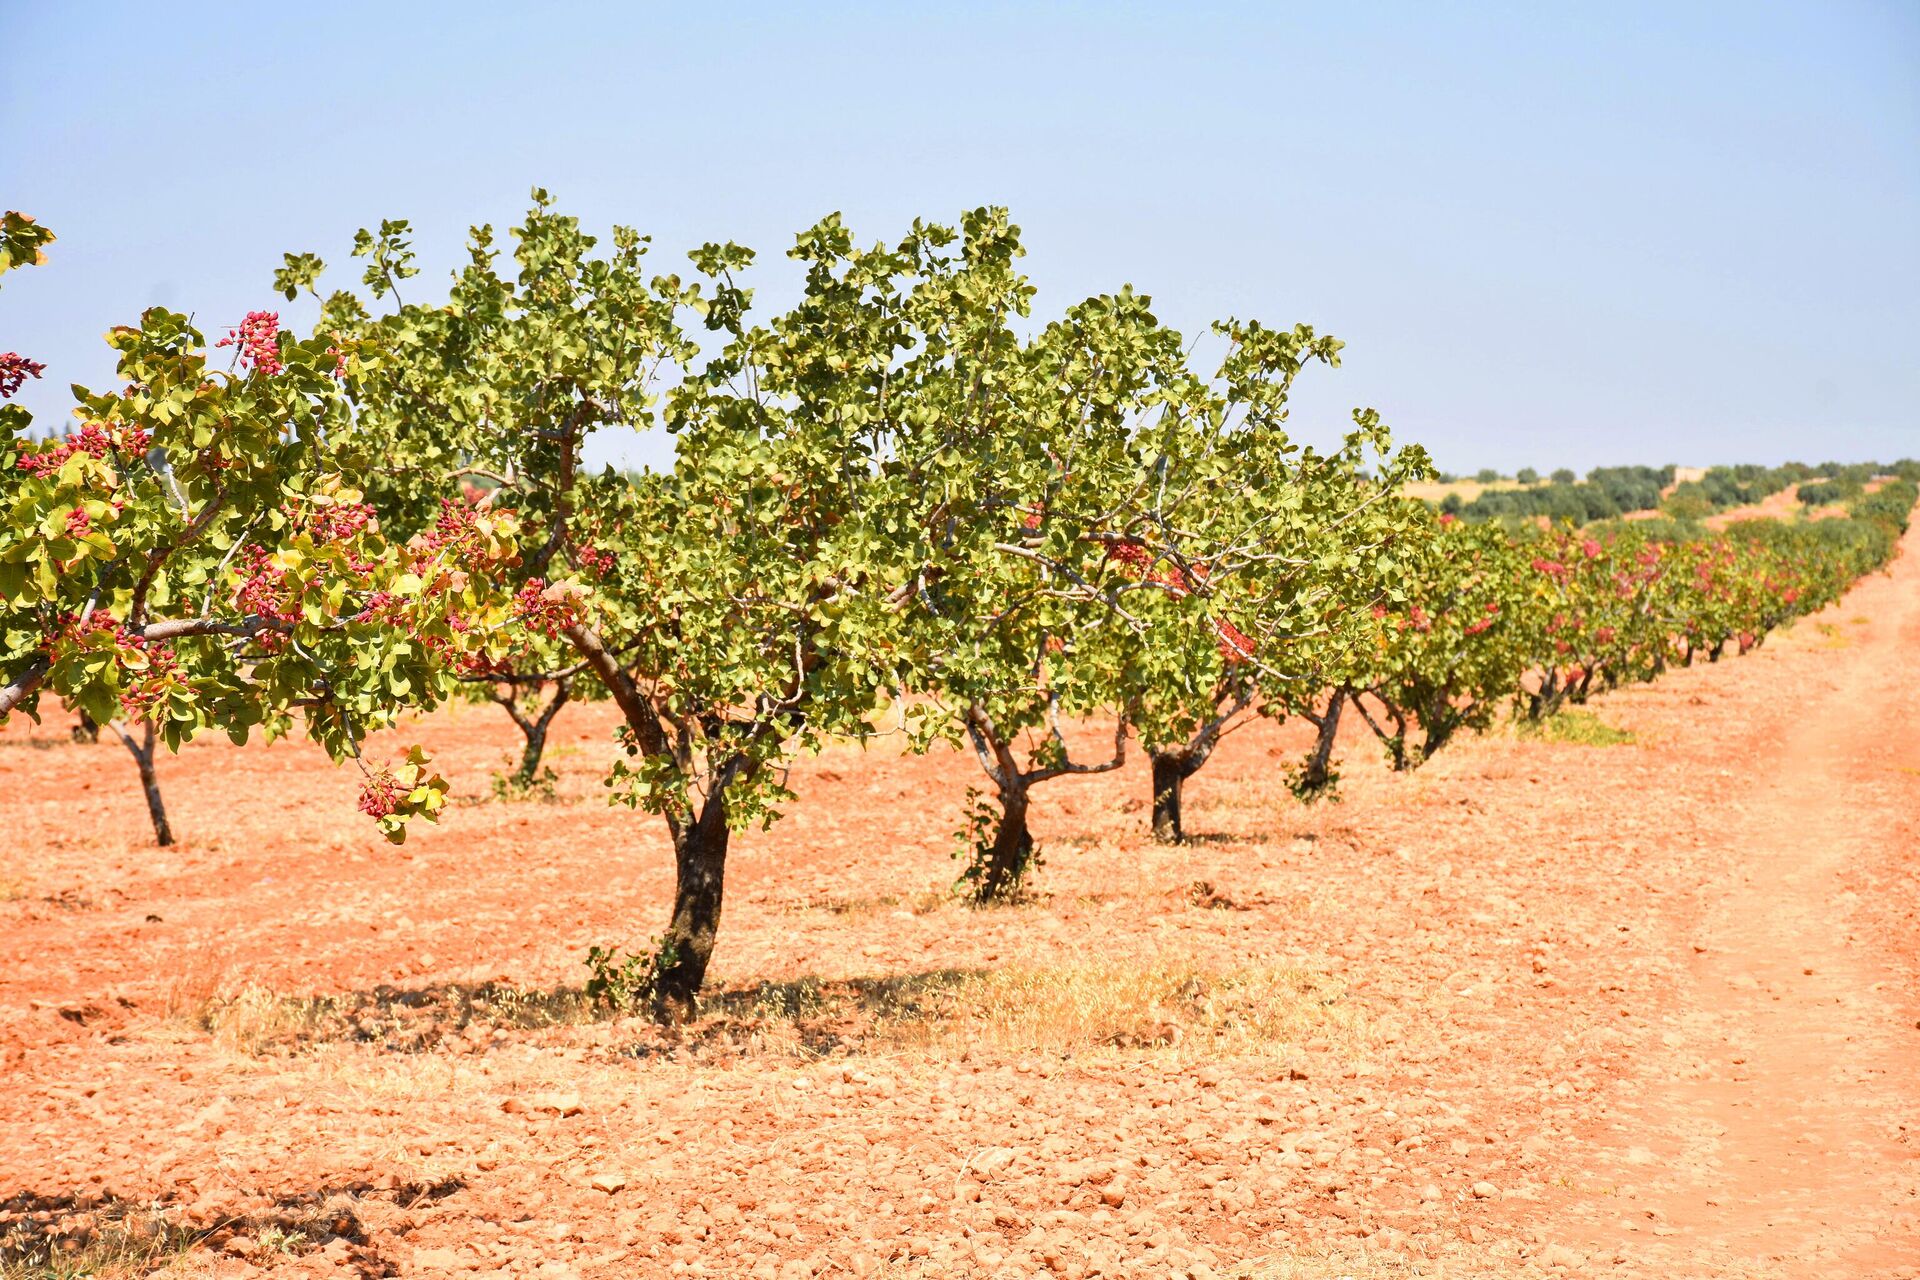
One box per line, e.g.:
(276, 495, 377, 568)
(1565, 521, 1920, 1278)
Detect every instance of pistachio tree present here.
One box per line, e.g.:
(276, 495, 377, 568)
(291, 198, 958, 1015)
(2, 284, 459, 847)
(1117, 320, 1433, 839)
(1344, 511, 1533, 770)
(898, 275, 1181, 901)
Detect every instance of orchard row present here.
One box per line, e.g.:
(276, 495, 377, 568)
(2, 201, 1910, 1015)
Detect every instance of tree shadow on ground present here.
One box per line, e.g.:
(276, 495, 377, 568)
(191, 967, 993, 1062)
(0, 1176, 462, 1278)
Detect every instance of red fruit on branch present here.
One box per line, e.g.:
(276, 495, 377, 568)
(215, 311, 285, 376)
(357, 768, 408, 819)
(0, 352, 46, 398)
(514, 577, 584, 638)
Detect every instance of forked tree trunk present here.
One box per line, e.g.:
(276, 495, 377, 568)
(512, 680, 570, 784)
(1296, 689, 1346, 797)
(116, 722, 174, 847)
(973, 781, 1034, 904)
(653, 792, 732, 1020)
(1146, 683, 1249, 843)
(495, 678, 571, 787)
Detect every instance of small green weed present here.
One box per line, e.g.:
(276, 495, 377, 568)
(1515, 709, 1635, 747)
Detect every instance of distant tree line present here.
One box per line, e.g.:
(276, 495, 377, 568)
(1439, 465, 1673, 523)
(1436, 459, 1920, 527)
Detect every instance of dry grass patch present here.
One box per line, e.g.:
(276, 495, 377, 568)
(0, 1209, 198, 1280)
(179, 956, 1365, 1067)
(922, 960, 1364, 1058)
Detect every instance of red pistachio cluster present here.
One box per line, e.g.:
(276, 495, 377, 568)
(216, 311, 285, 376)
(1108, 541, 1256, 664)
(41, 612, 182, 719)
(407, 496, 513, 580)
(573, 543, 616, 579)
(14, 422, 149, 476)
(425, 611, 502, 678)
(1463, 600, 1501, 636)
(119, 644, 184, 721)
(304, 501, 375, 544)
(514, 578, 582, 638)
(231, 546, 299, 648)
(357, 767, 408, 819)
(0, 351, 46, 398)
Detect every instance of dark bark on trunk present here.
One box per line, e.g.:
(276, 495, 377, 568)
(1149, 752, 1193, 844)
(974, 780, 1033, 904)
(653, 792, 731, 1020)
(72, 712, 99, 744)
(1297, 689, 1346, 797)
(1527, 668, 1562, 721)
(959, 699, 1126, 903)
(118, 722, 174, 847)
(1145, 681, 1247, 843)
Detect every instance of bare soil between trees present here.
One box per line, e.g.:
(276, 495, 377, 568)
(3, 531, 1918, 1278)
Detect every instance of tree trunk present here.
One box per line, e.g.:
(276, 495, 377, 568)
(512, 680, 570, 784)
(1297, 689, 1345, 797)
(653, 794, 731, 1020)
(72, 712, 99, 744)
(972, 781, 1033, 904)
(1149, 751, 1195, 844)
(119, 723, 174, 847)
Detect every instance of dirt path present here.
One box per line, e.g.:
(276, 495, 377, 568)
(1565, 529, 1920, 1276)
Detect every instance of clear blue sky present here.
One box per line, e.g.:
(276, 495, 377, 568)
(5, 2, 1916, 474)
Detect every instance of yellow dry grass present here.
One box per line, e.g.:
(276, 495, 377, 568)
(1402, 479, 1524, 505)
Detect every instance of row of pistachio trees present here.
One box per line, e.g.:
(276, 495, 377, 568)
(2, 200, 1429, 1016)
(10, 197, 1905, 1018)
(333, 203, 1435, 1001)
(1338, 492, 1914, 772)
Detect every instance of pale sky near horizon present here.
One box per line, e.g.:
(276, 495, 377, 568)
(3, 2, 1916, 474)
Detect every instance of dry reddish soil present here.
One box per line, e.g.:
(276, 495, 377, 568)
(4, 530, 1919, 1279)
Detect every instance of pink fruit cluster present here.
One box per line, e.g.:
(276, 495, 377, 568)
(216, 311, 285, 376)
(304, 501, 375, 544)
(1108, 542, 1256, 664)
(1463, 600, 1501, 636)
(15, 422, 149, 476)
(408, 495, 512, 578)
(357, 768, 407, 819)
(514, 578, 580, 638)
(119, 644, 184, 721)
(573, 543, 616, 579)
(231, 546, 298, 648)
(0, 352, 46, 398)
